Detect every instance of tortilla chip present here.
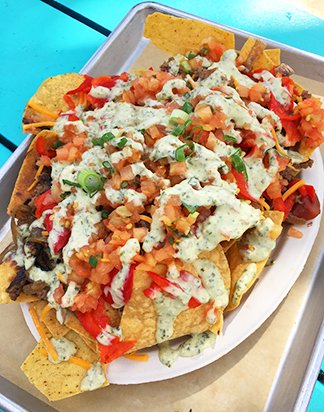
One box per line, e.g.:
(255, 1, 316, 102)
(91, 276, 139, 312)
(22, 73, 83, 134)
(31, 300, 70, 339)
(239, 37, 276, 71)
(64, 312, 97, 353)
(121, 245, 230, 352)
(21, 330, 105, 401)
(7, 130, 58, 215)
(144, 13, 234, 55)
(264, 49, 281, 66)
(225, 211, 284, 311)
(0, 261, 38, 304)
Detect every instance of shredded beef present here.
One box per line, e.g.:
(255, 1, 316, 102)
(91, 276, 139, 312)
(285, 213, 306, 225)
(11, 204, 35, 226)
(293, 159, 314, 170)
(160, 59, 172, 72)
(22, 281, 50, 299)
(275, 63, 294, 77)
(191, 67, 216, 81)
(25, 239, 56, 271)
(281, 159, 313, 182)
(32, 167, 52, 199)
(6, 267, 31, 300)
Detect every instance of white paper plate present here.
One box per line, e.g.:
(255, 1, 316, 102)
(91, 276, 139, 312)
(21, 150, 323, 384)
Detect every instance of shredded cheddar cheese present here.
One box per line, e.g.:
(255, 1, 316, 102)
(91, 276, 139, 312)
(28, 100, 58, 119)
(29, 306, 59, 361)
(258, 197, 270, 211)
(27, 164, 45, 192)
(282, 180, 305, 201)
(40, 304, 52, 322)
(271, 128, 287, 157)
(39, 347, 92, 369)
(139, 215, 152, 224)
(23, 121, 56, 131)
(124, 352, 149, 362)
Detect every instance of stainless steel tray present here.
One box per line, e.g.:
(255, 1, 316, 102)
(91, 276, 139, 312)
(0, 2, 323, 411)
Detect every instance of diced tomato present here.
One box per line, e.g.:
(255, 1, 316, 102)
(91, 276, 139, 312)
(34, 190, 57, 218)
(281, 119, 302, 146)
(43, 213, 53, 231)
(188, 296, 202, 308)
(53, 284, 65, 304)
(53, 228, 71, 254)
(291, 194, 320, 221)
(98, 339, 136, 363)
(298, 184, 316, 203)
(35, 135, 56, 158)
(272, 194, 296, 219)
(86, 94, 107, 109)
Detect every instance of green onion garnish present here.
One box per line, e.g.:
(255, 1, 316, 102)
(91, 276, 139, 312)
(231, 149, 248, 180)
(117, 138, 128, 148)
(224, 135, 236, 143)
(77, 170, 104, 195)
(62, 179, 81, 188)
(102, 160, 115, 173)
(89, 256, 98, 268)
(101, 210, 109, 219)
(175, 142, 195, 162)
(60, 191, 71, 199)
(186, 51, 196, 60)
(53, 140, 64, 149)
(92, 132, 116, 147)
(200, 46, 210, 56)
(182, 101, 193, 114)
(172, 119, 192, 137)
(121, 181, 129, 189)
(183, 203, 198, 214)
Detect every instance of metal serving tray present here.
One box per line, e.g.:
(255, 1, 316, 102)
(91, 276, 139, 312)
(0, 3, 323, 411)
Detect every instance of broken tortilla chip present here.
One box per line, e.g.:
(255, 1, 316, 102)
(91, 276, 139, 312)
(22, 73, 83, 134)
(239, 37, 275, 71)
(144, 13, 234, 55)
(264, 49, 281, 66)
(31, 300, 70, 339)
(0, 261, 38, 304)
(121, 245, 230, 352)
(226, 211, 284, 311)
(64, 312, 98, 353)
(21, 330, 105, 401)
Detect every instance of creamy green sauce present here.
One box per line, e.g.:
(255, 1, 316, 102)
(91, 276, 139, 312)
(232, 263, 257, 305)
(239, 217, 276, 262)
(158, 331, 216, 367)
(96, 325, 122, 345)
(48, 337, 77, 364)
(80, 362, 106, 392)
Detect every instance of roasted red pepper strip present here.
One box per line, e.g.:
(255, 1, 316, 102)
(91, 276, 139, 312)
(66, 75, 93, 96)
(53, 228, 71, 254)
(188, 297, 202, 308)
(34, 190, 57, 219)
(35, 136, 56, 158)
(43, 213, 53, 232)
(143, 283, 162, 300)
(86, 94, 107, 109)
(298, 184, 316, 203)
(98, 339, 136, 363)
(91, 76, 116, 89)
(272, 194, 296, 219)
(147, 271, 183, 293)
(123, 264, 136, 305)
(269, 93, 300, 121)
(231, 169, 258, 202)
(76, 297, 109, 338)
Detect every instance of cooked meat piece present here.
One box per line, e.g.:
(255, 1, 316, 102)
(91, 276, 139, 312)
(275, 63, 294, 77)
(160, 58, 173, 72)
(33, 166, 52, 198)
(6, 267, 31, 300)
(285, 213, 306, 225)
(11, 204, 35, 226)
(22, 280, 50, 299)
(293, 158, 314, 170)
(301, 90, 312, 100)
(25, 239, 56, 271)
(192, 67, 216, 81)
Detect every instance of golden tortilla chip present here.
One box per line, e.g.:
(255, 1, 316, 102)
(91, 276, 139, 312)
(21, 330, 105, 401)
(31, 300, 70, 339)
(22, 73, 83, 134)
(226, 211, 284, 311)
(7, 130, 58, 215)
(64, 312, 97, 353)
(121, 245, 230, 352)
(144, 13, 234, 55)
(0, 261, 38, 304)
(239, 37, 275, 71)
(264, 49, 281, 66)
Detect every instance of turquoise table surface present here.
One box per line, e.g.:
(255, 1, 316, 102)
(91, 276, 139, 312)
(0, 0, 323, 409)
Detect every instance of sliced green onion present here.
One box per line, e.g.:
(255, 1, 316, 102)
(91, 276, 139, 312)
(182, 101, 193, 114)
(168, 236, 175, 245)
(183, 203, 198, 214)
(89, 256, 98, 268)
(62, 179, 81, 188)
(170, 109, 190, 125)
(186, 51, 196, 60)
(92, 137, 103, 146)
(60, 191, 71, 199)
(101, 132, 115, 142)
(231, 149, 248, 180)
(121, 181, 129, 189)
(172, 124, 185, 136)
(175, 142, 195, 162)
(117, 138, 128, 148)
(101, 210, 109, 219)
(77, 170, 104, 195)
(53, 140, 64, 149)
(102, 160, 115, 173)
(180, 60, 192, 74)
(224, 135, 236, 143)
(200, 46, 210, 56)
